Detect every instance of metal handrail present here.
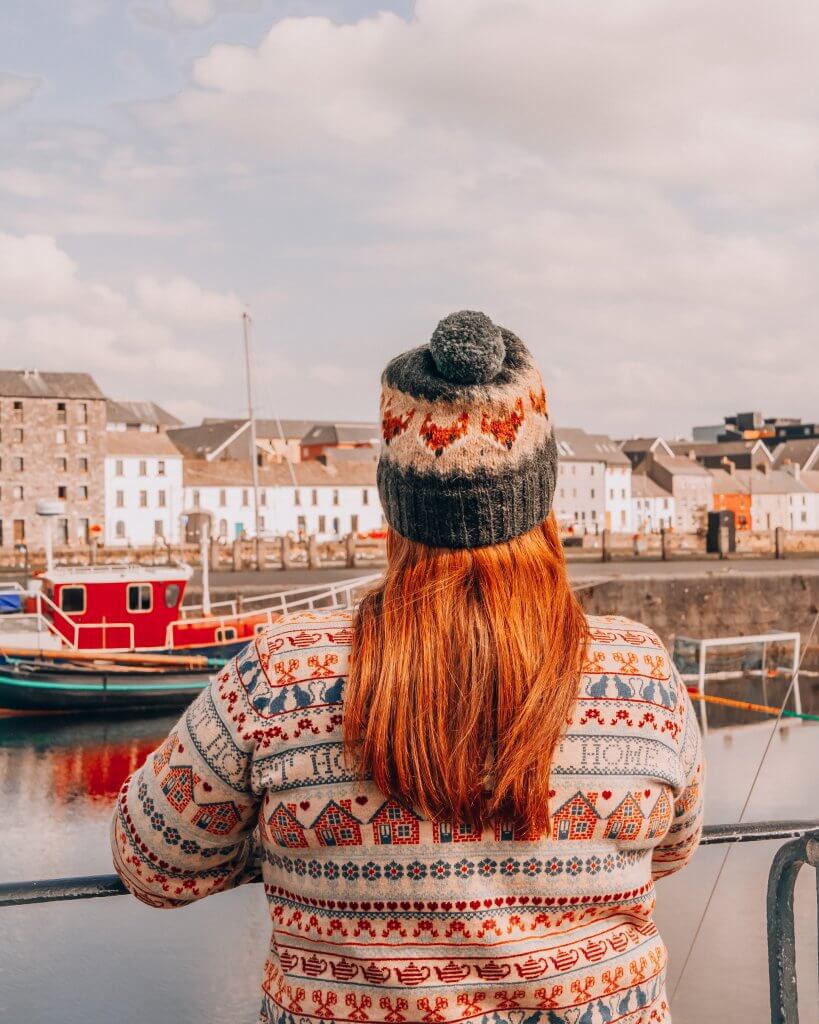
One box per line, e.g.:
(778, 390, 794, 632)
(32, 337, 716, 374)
(1, 819, 817, 909)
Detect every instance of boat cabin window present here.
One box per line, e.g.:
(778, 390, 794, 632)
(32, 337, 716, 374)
(164, 583, 181, 609)
(60, 586, 86, 615)
(215, 627, 237, 642)
(127, 583, 153, 613)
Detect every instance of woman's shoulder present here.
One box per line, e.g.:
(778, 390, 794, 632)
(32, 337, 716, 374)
(584, 613, 666, 653)
(255, 609, 356, 658)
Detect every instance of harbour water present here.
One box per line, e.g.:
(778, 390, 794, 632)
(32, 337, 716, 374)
(0, 708, 816, 1024)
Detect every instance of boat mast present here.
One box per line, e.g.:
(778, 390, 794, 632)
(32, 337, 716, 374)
(242, 312, 262, 571)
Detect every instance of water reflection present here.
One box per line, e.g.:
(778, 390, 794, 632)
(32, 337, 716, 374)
(0, 713, 816, 1024)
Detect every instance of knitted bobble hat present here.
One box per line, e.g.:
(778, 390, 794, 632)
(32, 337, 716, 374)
(377, 310, 558, 549)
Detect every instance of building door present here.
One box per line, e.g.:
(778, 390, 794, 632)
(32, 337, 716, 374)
(378, 823, 392, 844)
(13, 520, 25, 543)
(78, 519, 90, 544)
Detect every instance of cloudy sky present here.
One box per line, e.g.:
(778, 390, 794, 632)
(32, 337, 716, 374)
(1, 1, 817, 436)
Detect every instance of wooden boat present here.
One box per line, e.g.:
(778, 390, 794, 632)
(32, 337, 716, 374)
(0, 567, 379, 713)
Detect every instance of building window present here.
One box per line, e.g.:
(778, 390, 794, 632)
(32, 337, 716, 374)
(13, 457, 24, 472)
(12, 486, 24, 501)
(242, 489, 249, 506)
(294, 489, 301, 506)
(158, 490, 166, 508)
(78, 402, 88, 424)
(590, 488, 595, 499)
(57, 402, 67, 424)
(13, 428, 23, 443)
(333, 517, 340, 534)
(115, 459, 124, 476)
(362, 489, 370, 505)
(115, 521, 126, 539)
(56, 518, 69, 545)
(260, 490, 267, 507)
(57, 486, 67, 500)
(157, 460, 166, 476)
(351, 514, 359, 531)
(219, 489, 227, 507)
(332, 489, 340, 506)
(138, 460, 147, 476)
(311, 489, 318, 506)
(139, 490, 148, 507)
(78, 458, 88, 472)
(13, 401, 23, 422)
(154, 520, 164, 538)
(192, 490, 200, 508)
(78, 485, 88, 500)
(77, 430, 88, 445)
(56, 429, 67, 445)
(318, 515, 326, 532)
(127, 584, 153, 612)
(13, 519, 25, 543)
(218, 519, 228, 538)
(78, 519, 90, 544)
(297, 515, 306, 533)
(60, 587, 86, 614)
(116, 490, 125, 508)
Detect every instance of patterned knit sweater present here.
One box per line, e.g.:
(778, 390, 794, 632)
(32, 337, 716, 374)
(112, 611, 704, 1024)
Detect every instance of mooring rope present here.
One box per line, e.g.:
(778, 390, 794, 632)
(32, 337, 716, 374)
(687, 689, 819, 723)
(671, 609, 819, 1001)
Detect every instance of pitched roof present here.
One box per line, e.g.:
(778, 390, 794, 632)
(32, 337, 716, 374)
(0, 370, 105, 400)
(799, 470, 819, 494)
(183, 458, 377, 488)
(631, 473, 673, 499)
(772, 439, 819, 470)
(105, 432, 183, 457)
(301, 422, 380, 446)
(106, 399, 182, 428)
(651, 455, 712, 476)
(707, 468, 749, 495)
(170, 419, 372, 459)
(619, 437, 673, 457)
(734, 468, 811, 495)
(669, 439, 773, 461)
(554, 427, 631, 465)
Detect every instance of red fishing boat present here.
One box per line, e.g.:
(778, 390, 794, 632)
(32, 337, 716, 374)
(0, 566, 378, 713)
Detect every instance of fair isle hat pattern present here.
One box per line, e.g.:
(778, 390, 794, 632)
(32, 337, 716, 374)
(377, 310, 558, 549)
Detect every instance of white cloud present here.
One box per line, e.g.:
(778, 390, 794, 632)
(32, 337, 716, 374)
(0, 233, 226, 408)
(135, 274, 244, 325)
(0, 72, 42, 113)
(133, 0, 819, 433)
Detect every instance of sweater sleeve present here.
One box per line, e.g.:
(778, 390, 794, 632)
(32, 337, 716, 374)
(111, 637, 270, 908)
(651, 664, 705, 881)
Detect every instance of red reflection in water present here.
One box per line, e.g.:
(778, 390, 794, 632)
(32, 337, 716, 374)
(51, 737, 161, 804)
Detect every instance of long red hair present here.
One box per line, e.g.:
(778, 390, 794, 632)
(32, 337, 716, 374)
(345, 514, 588, 835)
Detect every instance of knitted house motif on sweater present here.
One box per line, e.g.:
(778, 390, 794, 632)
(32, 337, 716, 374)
(112, 610, 704, 1024)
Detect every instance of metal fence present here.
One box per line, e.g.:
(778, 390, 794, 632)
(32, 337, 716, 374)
(1, 820, 817, 1024)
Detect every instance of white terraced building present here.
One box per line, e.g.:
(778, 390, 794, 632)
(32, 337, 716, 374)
(631, 473, 675, 533)
(553, 428, 633, 534)
(182, 459, 384, 542)
(104, 432, 184, 546)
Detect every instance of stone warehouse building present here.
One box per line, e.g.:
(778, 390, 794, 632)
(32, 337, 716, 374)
(0, 371, 106, 548)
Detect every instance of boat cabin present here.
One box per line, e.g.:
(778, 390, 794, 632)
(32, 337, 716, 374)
(39, 565, 194, 651)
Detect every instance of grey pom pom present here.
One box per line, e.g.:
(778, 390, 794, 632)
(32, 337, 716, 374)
(429, 310, 506, 385)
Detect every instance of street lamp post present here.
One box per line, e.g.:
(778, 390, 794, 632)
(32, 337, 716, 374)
(242, 312, 262, 571)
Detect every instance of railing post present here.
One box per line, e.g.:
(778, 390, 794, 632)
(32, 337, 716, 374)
(767, 828, 819, 1023)
(307, 534, 320, 570)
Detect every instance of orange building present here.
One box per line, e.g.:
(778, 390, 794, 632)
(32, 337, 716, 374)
(709, 467, 751, 531)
